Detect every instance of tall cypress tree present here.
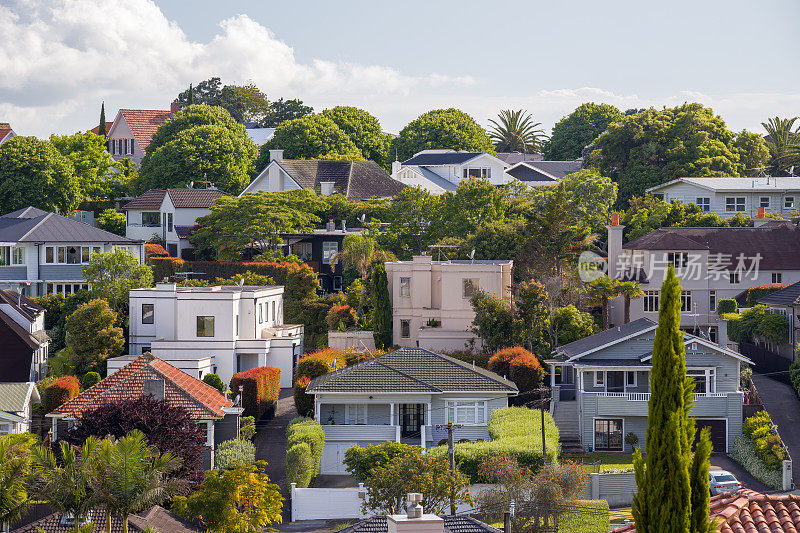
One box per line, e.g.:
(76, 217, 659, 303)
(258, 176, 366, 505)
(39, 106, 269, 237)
(98, 102, 107, 136)
(371, 264, 392, 350)
(690, 427, 713, 533)
(187, 83, 195, 106)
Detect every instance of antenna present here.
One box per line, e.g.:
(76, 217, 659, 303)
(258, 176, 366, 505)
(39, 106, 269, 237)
(238, 278, 245, 287)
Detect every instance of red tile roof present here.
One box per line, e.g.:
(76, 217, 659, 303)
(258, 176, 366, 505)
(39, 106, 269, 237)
(121, 188, 229, 211)
(118, 109, 173, 153)
(50, 353, 231, 420)
(611, 489, 800, 533)
(0, 122, 15, 142)
(90, 122, 114, 135)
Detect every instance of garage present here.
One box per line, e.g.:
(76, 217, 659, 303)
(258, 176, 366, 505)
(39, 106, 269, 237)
(694, 419, 727, 453)
(320, 442, 357, 475)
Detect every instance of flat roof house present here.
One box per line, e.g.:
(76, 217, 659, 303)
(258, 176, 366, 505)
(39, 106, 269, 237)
(0, 207, 144, 297)
(385, 255, 513, 352)
(0, 289, 49, 381)
(122, 282, 303, 388)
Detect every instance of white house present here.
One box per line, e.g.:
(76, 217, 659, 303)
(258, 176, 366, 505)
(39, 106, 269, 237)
(647, 177, 800, 219)
(0, 122, 16, 145)
(0, 289, 49, 381)
(105, 103, 178, 165)
(0, 207, 144, 297)
(390, 150, 511, 194)
(121, 188, 229, 258)
(385, 255, 513, 351)
(0, 382, 40, 435)
(121, 283, 303, 388)
(505, 159, 583, 186)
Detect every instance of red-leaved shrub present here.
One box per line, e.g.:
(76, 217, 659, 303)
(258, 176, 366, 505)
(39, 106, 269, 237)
(230, 366, 281, 419)
(144, 243, 169, 259)
(44, 375, 80, 413)
(294, 375, 314, 417)
(488, 347, 543, 392)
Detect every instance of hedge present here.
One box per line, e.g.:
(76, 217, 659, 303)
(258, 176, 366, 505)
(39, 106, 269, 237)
(427, 406, 560, 482)
(293, 376, 314, 417)
(742, 411, 787, 469)
(488, 347, 543, 392)
(731, 435, 782, 490)
(44, 375, 80, 413)
(230, 367, 281, 419)
(744, 284, 787, 307)
(286, 417, 325, 487)
(716, 298, 738, 315)
(215, 438, 256, 470)
(202, 373, 225, 394)
(725, 305, 789, 345)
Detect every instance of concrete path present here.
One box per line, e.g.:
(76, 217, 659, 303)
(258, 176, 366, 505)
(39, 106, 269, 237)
(752, 374, 800, 487)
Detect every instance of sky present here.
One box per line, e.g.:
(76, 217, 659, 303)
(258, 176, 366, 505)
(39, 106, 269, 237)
(1, 0, 799, 139)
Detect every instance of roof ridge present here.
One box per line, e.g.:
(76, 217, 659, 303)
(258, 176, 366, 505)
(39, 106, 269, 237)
(16, 212, 53, 242)
(374, 359, 442, 392)
(53, 356, 149, 415)
(431, 351, 517, 390)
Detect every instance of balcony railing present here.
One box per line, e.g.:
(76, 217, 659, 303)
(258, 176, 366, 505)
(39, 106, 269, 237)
(589, 392, 728, 402)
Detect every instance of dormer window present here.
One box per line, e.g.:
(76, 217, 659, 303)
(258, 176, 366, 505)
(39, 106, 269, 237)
(320, 182, 335, 196)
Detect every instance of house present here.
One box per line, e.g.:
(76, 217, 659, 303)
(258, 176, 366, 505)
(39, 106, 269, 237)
(0, 382, 40, 435)
(89, 121, 114, 136)
(493, 151, 542, 165)
(241, 149, 405, 200)
(306, 347, 517, 474)
(0, 122, 17, 144)
(758, 281, 800, 360)
(606, 217, 800, 342)
(0, 289, 49, 381)
(48, 353, 242, 469)
(385, 255, 513, 351)
(646, 176, 800, 219)
(611, 489, 800, 533)
(122, 282, 303, 388)
(280, 219, 363, 294)
(0, 207, 144, 297)
(243, 123, 275, 146)
(121, 188, 229, 258)
(546, 318, 750, 453)
(390, 149, 510, 194)
(105, 101, 178, 165)
(505, 159, 583, 186)
(11, 505, 200, 532)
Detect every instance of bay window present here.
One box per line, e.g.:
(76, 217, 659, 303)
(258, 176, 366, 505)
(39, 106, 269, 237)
(44, 246, 102, 265)
(446, 400, 487, 425)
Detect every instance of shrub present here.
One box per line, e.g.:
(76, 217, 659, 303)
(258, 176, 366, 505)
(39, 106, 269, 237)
(215, 438, 256, 470)
(791, 359, 800, 393)
(144, 243, 169, 259)
(726, 305, 789, 345)
(625, 432, 639, 449)
(343, 441, 417, 481)
(80, 372, 101, 390)
(230, 367, 281, 419)
(731, 435, 782, 490)
(286, 417, 325, 487)
(488, 347, 529, 378)
(296, 348, 350, 381)
(33, 376, 57, 415)
(293, 376, 314, 417)
(149, 256, 186, 282)
(716, 298, 738, 315)
(202, 373, 225, 394)
(744, 284, 787, 307)
(240, 416, 256, 440)
(43, 375, 80, 413)
(488, 347, 542, 392)
(326, 304, 358, 331)
(742, 411, 786, 469)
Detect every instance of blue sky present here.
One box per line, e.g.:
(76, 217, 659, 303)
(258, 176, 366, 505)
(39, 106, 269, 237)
(2, 0, 798, 138)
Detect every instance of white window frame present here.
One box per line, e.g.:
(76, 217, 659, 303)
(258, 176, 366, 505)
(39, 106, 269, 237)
(785, 196, 795, 209)
(626, 371, 637, 388)
(680, 290, 693, 313)
(344, 404, 367, 425)
(44, 245, 101, 265)
(644, 290, 659, 312)
(400, 319, 411, 338)
(445, 400, 487, 426)
(772, 272, 783, 284)
(730, 271, 741, 284)
(462, 168, 491, 180)
(399, 277, 411, 298)
(320, 182, 335, 196)
(322, 241, 338, 265)
(258, 303, 263, 324)
(709, 290, 716, 313)
(696, 197, 710, 212)
(594, 371, 605, 387)
(196, 316, 215, 338)
(725, 197, 746, 212)
(687, 368, 716, 394)
(0, 423, 10, 436)
(760, 197, 770, 208)
(667, 252, 689, 269)
(12, 247, 24, 265)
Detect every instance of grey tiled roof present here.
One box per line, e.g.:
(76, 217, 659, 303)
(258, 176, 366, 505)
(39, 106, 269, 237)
(335, 515, 502, 532)
(759, 281, 800, 306)
(402, 152, 485, 165)
(306, 348, 517, 394)
(493, 152, 542, 165)
(555, 318, 656, 359)
(121, 188, 229, 210)
(277, 160, 405, 199)
(506, 163, 557, 182)
(0, 208, 137, 243)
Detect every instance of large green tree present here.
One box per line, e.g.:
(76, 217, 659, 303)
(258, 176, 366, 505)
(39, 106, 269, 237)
(435, 177, 507, 239)
(51, 131, 127, 200)
(732, 130, 771, 177)
(232, 82, 271, 124)
(331, 234, 395, 315)
(82, 249, 154, 316)
(544, 103, 622, 160)
(382, 186, 441, 258)
(262, 114, 362, 162)
(137, 105, 257, 194)
(322, 106, 391, 166)
(177, 77, 244, 122)
(0, 136, 80, 215)
(65, 299, 125, 375)
(488, 109, 548, 153)
(261, 97, 314, 127)
(371, 264, 392, 350)
(0, 436, 32, 526)
(392, 108, 494, 161)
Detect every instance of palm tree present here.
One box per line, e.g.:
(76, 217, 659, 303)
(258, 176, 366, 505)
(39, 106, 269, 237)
(586, 276, 627, 330)
(31, 438, 101, 533)
(618, 281, 644, 324)
(331, 234, 396, 315)
(0, 437, 31, 528)
(762, 116, 800, 176)
(488, 109, 548, 153)
(88, 431, 181, 533)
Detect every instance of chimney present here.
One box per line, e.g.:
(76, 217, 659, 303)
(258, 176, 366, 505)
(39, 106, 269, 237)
(387, 493, 444, 533)
(170, 99, 180, 116)
(269, 149, 284, 163)
(143, 379, 165, 400)
(391, 160, 402, 176)
(754, 206, 770, 227)
(326, 217, 335, 232)
(605, 214, 624, 279)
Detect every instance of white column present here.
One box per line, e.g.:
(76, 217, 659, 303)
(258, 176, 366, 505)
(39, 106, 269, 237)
(550, 364, 556, 387)
(396, 425, 401, 442)
(426, 403, 432, 427)
(390, 403, 395, 426)
(315, 399, 321, 423)
(420, 424, 426, 449)
(51, 417, 57, 441)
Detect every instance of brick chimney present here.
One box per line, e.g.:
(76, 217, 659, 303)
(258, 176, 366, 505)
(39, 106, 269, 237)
(605, 214, 624, 279)
(387, 494, 443, 533)
(170, 99, 180, 116)
(754, 206, 770, 227)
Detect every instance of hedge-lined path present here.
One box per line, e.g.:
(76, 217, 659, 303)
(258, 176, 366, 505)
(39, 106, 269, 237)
(254, 387, 297, 524)
(752, 374, 800, 488)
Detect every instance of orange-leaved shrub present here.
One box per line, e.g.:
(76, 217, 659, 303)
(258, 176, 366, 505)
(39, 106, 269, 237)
(44, 375, 81, 413)
(230, 366, 281, 419)
(488, 347, 543, 392)
(144, 243, 169, 259)
(326, 304, 357, 331)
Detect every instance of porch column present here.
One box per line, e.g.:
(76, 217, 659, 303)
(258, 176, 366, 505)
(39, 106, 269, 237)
(390, 403, 395, 426)
(314, 399, 321, 423)
(550, 363, 556, 387)
(420, 424, 426, 449)
(396, 425, 401, 442)
(427, 403, 432, 428)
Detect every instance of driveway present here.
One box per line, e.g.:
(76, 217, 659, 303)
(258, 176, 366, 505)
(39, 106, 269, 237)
(710, 454, 769, 493)
(752, 374, 800, 487)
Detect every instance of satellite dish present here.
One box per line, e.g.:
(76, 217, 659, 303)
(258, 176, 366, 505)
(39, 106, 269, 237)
(239, 278, 245, 286)
(359, 213, 366, 224)
(189, 181, 194, 188)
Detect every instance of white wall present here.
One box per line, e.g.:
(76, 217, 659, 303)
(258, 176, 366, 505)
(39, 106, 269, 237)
(658, 182, 800, 219)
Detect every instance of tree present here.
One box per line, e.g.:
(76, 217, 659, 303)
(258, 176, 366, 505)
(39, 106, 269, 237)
(435, 177, 507, 239)
(98, 102, 107, 137)
(137, 105, 257, 194)
(557, 168, 618, 233)
(65, 299, 125, 374)
(322, 106, 391, 165)
(191, 190, 325, 260)
(590, 104, 748, 204)
(371, 264, 392, 350)
(0, 435, 32, 526)
(331, 235, 395, 315)
(0, 136, 80, 215)
(470, 291, 517, 352)
(383, 186, 440, 258)
(514, 280, 551, 355)
(343, 441, 415, 482)
(177, 77, 243, 122)
(732, 130, 771, 177)
(51, 132, 127, 201)
(232, 83, 271, 124)
(549, 305, 597, 347)
(544, 103, 622, 160)
(96, 208, 126, 236)
(690, 427, 713, 533)
(631, 267, 710, 533)
(173, 460, 283, 533)
(586, 276, 628, 330)
(392, 108, 494, 162)
(82, 249, 153, 316)
(762, 116, 800, 176)
(619, 281, 645, 324)
(622, 196, 753, 241)
(261, 97, 313, 127)
(88, 430, 182, 533)
(488, 109, 548, 153)
(263, 114, 362, 161)
(64, 396, 207, 486)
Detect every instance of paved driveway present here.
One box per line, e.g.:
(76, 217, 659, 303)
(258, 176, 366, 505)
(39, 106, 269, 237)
(752, 374, 800, 487)
(710, 454, 769, 493)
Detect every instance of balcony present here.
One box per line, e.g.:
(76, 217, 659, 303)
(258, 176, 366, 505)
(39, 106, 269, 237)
(588, 391, 734, 417)
(321, 424, 399, 442)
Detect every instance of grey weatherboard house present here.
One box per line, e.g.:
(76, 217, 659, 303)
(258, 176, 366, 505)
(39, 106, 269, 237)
(306, 347, 518, 475)
(546, 318, 751, 453)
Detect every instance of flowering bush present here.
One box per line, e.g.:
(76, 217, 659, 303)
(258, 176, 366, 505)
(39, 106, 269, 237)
(731, 435, 782, 489)
(230, 367, 281, 419)
(43, 375, 80, 413)
(326, 304, 358, 331)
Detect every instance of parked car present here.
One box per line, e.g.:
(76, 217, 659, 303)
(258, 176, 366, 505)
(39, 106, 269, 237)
(710, 470, 742, 495)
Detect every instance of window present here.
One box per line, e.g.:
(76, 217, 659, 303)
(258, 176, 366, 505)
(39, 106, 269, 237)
(399, 277, 411, 297)
(760, 197, 770, 208)
(594, 371, 605, 387)
(141, 212, 160, 227)
(463, 168, 491, 180)
(709, 290, 716, 313)
(594, 419, 623, 451)
(333, 276, 343, 292)
(12, 247, 23, 264)
(322, 241, 338, 264)
(271, 301, 276, 322)
(696, 197, 710, 212)
(667, 252, 688, 268)
(130, 139, 136, 154)
(320, 182, 335, 196)
(730, 271, 741, 284)
(45, 247, 54, 264)
(141, 304, 154, 324)
(725, 197, 746, 212)
(772, 272, 783, 284)
(680, 291, 693, 313)
(446, 401, 487, 425)
(0, 246, 22, 266)
(462, 278, 479, 299)
(293, 242, 312, 261)
(400, 319, 410, 338)
(643, 290, 659, 312)
(688, 368, 715, 394)
(785, 196, 795, 209)
(345, 404, 367, 425)
(196, 316, 215, 337)
(235, 315, 239, 336)
(626, 371, 637, 387)
(0, 247, 9, 266)
(43, 246, 97, 265)
(167, 213, 173, 232)
(258, 303, 263, 324)
(124, 138, 128, 155)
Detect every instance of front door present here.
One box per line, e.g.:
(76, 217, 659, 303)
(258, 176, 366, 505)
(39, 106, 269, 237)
(399, 404, 424, 437)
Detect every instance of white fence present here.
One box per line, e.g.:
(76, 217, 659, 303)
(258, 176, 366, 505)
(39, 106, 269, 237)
(291, 483, 370, 521)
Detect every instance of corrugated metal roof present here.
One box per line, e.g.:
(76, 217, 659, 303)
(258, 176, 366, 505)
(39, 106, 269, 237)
(401, 152, 485, 166)
(649, 176, 800, 192)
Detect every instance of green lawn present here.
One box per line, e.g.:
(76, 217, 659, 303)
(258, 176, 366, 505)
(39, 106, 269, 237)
(562, 452, 635, 473)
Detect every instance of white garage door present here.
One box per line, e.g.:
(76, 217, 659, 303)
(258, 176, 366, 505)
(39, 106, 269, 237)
(320, 442, 357, 475)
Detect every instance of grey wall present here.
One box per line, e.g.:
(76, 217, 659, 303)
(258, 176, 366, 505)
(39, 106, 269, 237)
(0, 266, 27, 280)
(40, 265, 85, 280)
